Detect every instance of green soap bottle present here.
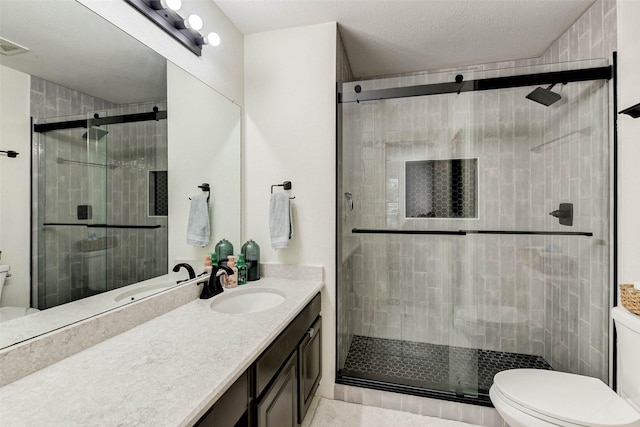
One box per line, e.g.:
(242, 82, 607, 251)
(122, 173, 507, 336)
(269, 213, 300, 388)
(236, 253, 248, 285)
(241, 239, 260, 281)
(215, 238, 233, 267)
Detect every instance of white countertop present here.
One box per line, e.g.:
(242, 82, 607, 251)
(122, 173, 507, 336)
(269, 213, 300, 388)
(0, 277, 324, 426)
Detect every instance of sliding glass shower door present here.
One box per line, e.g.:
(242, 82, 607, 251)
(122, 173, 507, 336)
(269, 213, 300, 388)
(337, 59, 611, 404)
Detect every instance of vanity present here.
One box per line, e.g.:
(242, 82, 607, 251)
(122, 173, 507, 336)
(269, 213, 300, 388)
(0, 276, 324, 426)
(197, 290, 322, 427)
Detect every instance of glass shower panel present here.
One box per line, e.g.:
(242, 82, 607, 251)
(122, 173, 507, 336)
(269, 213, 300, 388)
(37, 113, 108, 309)
(337, 58, 610, 405)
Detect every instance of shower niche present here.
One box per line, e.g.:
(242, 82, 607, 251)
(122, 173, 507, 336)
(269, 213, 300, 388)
(405, 158, 478, 219)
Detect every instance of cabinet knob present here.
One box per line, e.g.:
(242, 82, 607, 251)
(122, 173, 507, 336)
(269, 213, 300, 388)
(307, 327, 315, 338)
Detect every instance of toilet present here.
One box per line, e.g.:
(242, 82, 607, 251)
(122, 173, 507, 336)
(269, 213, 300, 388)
(490, 306, 640, 427)
(0, 265, 40, 323)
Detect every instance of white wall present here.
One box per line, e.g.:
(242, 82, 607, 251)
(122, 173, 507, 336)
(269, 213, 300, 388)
(617, 0, 640, 285)
(244, 22, 337, 398)
(0, 65, 31, 307)
(78, 0, 243, 106)
(167, 62, 241, 267)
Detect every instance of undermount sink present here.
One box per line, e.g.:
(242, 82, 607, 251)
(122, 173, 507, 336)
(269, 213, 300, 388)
(210, 288, 286, 314)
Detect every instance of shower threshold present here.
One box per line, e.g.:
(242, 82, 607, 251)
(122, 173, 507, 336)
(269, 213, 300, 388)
(340, 335, 552, 405)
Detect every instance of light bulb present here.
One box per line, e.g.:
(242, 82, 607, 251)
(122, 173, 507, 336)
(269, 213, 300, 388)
(184, 14, 203, 31)
(160, 0, 182, 11)
(204, 32, 221, 46)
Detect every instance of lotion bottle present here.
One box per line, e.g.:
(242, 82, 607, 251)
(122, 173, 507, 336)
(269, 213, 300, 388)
(226, 255, 238, 288)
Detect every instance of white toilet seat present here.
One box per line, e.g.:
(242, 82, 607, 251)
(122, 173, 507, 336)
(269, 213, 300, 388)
(0, 306, 40, 323)
(491, 369, 640, 427)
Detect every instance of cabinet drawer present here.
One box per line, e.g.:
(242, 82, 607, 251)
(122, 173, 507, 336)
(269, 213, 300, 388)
(255, 293, 320, 397)
(298, 316, 321, 423)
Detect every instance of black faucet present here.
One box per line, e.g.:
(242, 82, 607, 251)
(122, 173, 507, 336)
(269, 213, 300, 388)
(201, 265, 234, 299)
(173, 263, 196, 284)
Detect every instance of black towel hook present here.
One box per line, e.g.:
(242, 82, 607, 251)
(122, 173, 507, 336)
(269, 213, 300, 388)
(271, 181, 295, 199)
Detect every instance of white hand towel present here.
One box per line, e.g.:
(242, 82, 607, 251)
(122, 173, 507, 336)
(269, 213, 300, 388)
(270, 192, 293, 249)
(186, 194, 210, 247)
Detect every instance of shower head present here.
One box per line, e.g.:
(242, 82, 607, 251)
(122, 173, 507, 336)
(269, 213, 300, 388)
(526, 84, 562, 106)
(82, 127, 108, 140)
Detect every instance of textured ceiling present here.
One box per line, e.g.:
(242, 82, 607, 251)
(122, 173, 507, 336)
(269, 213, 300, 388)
(214, 0, 595, 78)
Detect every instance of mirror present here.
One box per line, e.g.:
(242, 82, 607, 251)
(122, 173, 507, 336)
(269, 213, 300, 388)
(0, 1, 240, 349)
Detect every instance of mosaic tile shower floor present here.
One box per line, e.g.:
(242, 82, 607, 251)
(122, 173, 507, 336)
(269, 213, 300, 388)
(342, 335, 552, 397)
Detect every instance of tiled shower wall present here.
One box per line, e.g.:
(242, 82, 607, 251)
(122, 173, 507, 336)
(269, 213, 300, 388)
(31, 78, 167, 309)
(338, 0, 615, 384)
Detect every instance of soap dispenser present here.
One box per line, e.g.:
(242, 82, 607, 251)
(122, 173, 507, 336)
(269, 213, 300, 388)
(215, 238, 234, 267)
(241, 239, 260, 281)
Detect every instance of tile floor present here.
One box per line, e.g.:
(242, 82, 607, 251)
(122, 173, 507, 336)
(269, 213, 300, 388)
(304, 397, 481, 427)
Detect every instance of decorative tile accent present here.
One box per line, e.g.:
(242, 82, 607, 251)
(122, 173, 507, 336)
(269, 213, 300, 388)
(406, 159, 478, 218)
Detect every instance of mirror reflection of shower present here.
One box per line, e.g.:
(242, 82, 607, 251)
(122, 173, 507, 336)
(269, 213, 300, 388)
(32, 89, 168, 310)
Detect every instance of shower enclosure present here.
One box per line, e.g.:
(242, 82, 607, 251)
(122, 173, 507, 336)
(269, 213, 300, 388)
(32, 102, 168, 309)
(336, 59, 613, 405)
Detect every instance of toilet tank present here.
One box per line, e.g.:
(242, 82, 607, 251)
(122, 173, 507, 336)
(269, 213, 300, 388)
(612, 306, 640, 411)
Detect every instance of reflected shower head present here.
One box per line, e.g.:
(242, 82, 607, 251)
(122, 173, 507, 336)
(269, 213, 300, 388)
(82, 127, 108, 140)
(526, 84, 562, 106)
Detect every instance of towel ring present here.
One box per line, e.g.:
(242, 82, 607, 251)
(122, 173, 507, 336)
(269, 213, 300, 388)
(189, 183, 211, 202)
(271, 181, 295, 199)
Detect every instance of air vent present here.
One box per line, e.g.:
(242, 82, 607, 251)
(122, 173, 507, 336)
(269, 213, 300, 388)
(0, 37, 29, 56)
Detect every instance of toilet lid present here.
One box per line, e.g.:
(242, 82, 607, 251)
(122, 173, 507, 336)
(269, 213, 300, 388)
(493, 369, 640, 427)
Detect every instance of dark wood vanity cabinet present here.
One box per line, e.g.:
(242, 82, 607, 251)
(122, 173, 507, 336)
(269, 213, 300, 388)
(257, 352, 298, 427)
(297, 316, 322, 422)
(194, 292, 321, 427)
(256, 292, 321, 427)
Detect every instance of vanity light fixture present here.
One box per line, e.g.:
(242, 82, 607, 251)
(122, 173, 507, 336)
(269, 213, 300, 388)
(125, 0, 220, 56)
(177, 14, 203, 31)
(200, 32, 221, 47)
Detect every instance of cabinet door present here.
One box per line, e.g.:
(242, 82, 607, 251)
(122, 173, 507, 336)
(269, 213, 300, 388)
(298, 316, 322, 423)
(257, 352, 298, 427)
(195, 370, 250, 427)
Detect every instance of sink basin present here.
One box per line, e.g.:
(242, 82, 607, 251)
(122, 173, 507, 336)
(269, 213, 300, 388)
(114, 282, 175, 302)
(210, 288, 286, 314)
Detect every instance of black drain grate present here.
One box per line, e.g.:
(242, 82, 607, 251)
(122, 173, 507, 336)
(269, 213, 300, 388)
(342, 335, 552, 396)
